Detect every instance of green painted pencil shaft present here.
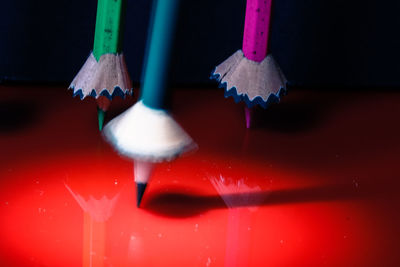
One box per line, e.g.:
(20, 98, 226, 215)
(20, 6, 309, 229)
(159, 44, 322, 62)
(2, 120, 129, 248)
(93, 0, 127, 61)
(97, 108, 105, 131)
(141, 0, 180, 110)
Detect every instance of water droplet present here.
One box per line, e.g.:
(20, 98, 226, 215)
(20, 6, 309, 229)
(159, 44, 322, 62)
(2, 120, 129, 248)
(114, 179, 118, 185)
(158, 233, 163, 238)
(280, 240, 284, 244)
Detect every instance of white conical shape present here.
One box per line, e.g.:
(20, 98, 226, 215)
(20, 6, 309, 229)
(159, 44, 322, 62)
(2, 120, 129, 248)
(213, 49, 287, 101)
(103, 101, 197, 162)
(69, 52, 132, 99)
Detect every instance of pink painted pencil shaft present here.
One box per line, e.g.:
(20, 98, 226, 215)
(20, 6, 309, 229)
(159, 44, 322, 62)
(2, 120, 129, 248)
(242, 0, 272, 62)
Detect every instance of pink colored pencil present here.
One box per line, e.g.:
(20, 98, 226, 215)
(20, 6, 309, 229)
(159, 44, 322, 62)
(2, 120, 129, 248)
(242, 0, 272, 62)
(243, 0, 273, 128)
(211, 0, 287, 128)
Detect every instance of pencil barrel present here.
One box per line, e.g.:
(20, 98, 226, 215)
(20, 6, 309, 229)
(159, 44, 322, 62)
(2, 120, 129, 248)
(242, 0, 272, 62)
(140, 0, 180, 109)
(93, 0, 127, 61)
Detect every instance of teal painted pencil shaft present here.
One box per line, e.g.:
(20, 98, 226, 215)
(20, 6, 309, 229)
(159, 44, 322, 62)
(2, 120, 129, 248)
(141, 0, 180, 109)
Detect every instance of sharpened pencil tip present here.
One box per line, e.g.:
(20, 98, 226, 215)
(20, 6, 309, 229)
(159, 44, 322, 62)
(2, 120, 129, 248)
(97, 107, 105, 131)
(136, 183, 147, 207)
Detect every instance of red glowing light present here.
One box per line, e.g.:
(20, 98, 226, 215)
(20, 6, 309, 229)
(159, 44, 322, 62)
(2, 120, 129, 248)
(0, 86, 399, 266)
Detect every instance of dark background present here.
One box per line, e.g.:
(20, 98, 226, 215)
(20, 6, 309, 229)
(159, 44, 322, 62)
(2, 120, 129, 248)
(0, 0, 399, 87)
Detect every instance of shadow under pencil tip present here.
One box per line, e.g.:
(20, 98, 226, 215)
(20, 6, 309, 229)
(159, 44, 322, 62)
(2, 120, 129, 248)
(143, 182, 386, 218)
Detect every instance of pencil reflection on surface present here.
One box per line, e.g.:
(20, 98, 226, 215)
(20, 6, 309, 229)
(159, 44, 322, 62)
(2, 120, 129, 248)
(65, 184, 120, 267)
(65, 184, 120, 222)
(82, 212, 106, 267)
(210, 175, 267, 266)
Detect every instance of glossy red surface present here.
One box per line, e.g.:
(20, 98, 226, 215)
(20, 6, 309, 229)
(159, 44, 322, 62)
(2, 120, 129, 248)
(0, 85, 400, 266)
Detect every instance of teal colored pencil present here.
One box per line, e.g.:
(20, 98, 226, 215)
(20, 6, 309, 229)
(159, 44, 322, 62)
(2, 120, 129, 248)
(103, 0, 197, 207)
(140, 0, 180, 110)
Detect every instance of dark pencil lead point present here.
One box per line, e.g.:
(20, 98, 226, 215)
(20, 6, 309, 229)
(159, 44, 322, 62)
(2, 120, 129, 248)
(97, 107, 106, 131)
(136, 182, 147, 208)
